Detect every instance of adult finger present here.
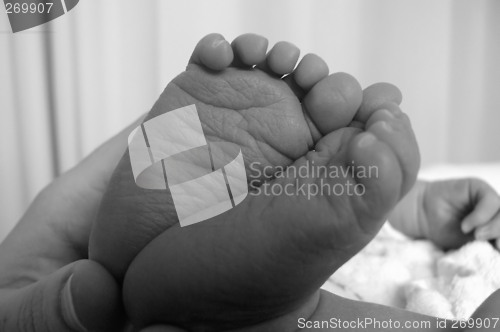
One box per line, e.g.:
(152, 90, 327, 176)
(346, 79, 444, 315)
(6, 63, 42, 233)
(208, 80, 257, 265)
(0, 260, 123, 332)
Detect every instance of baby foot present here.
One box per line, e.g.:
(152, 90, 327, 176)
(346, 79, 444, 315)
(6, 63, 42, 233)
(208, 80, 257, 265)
(90, 33, 420, 331)
(90, 33, 363, 277)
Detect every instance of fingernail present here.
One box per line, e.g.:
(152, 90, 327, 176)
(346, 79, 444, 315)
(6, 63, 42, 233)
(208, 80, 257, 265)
(358, 132, 376, 148)
(61, 275, 89, 332)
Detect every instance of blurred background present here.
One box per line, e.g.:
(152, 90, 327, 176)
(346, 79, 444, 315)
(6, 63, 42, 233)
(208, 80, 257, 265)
(1, 0, 499, 241)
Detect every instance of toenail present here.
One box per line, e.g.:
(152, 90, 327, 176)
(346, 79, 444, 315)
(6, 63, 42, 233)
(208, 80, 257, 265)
(357, 132, 376, 148)
(376, 121, 392, 132)
(378, 109, 395, 119)
(212, 38, 227, 48)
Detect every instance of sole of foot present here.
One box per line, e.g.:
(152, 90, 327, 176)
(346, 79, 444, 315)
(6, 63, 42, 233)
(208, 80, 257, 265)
(89, 33, 420, 331)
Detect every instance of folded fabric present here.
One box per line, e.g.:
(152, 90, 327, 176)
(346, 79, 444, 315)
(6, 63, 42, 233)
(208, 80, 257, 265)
(405, 241, 500, 319)
(322, 224, 500, 319)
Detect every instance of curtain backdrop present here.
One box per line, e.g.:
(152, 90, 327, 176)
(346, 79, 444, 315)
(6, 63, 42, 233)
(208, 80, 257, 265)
(1, 0, 499, 240)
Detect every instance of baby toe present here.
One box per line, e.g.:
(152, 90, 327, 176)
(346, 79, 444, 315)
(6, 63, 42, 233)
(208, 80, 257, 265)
(294, 53, 329, 91)
(355, 82, 403, 124)
(189, 33, 234, 71)
(303, 72, 362, 135)
(231, 33, 269, 67)
(266, 41, 300, 76)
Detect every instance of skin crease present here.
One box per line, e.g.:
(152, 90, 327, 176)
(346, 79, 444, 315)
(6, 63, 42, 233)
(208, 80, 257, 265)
(90, 33, 373, 284)
(91, 33, 418, 330)
(89, 33, 500, 331)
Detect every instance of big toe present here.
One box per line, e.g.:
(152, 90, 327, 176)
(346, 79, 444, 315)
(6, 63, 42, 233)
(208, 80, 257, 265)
(303, 72, 363, 136)
(189, 33, 234, 71)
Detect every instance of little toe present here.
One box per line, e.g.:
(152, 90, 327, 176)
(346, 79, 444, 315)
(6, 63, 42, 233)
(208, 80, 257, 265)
(303, 72, 363, 136)
(189, 33, 234, 71)
(231, 33, 269, 67)
(365, 108, 420, 196)
(294, 53, 329, 91)
(266, 41, 301, 76)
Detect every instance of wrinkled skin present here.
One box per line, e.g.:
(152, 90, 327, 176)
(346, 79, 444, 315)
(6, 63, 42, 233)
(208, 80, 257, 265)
(90, 33, 419, 331)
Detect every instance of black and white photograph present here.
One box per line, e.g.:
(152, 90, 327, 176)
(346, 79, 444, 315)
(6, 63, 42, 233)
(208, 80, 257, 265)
(0, 1, 499, 331)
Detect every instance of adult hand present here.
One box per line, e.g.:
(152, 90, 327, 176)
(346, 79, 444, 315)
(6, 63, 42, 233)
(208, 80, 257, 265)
(0, 116, 138, 332)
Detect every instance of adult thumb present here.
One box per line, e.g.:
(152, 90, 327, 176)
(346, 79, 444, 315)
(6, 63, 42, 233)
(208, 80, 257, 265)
(0, 260, 123, 332)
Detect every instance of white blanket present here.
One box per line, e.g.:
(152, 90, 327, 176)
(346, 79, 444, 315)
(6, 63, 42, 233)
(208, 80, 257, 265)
(322, 163, 500, 319)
